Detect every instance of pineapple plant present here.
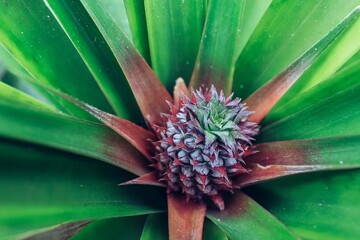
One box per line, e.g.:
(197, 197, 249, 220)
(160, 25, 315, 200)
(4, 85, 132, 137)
(1, 0, 360, 239)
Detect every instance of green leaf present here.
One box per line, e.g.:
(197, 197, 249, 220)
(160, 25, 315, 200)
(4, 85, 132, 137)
(207, 192, 296, 240)
(0, 90, 149, 175)
(100, 0, 132, 39)
(0, 44, 72, 112)
(262, 54, 360, 127)
(337, 48, 360, 72)
(124, 0, 151, 63)
(236, 0, 272, 57)
(0, 44, 29, 79)
(202, 219, 228, 240)
(44, 0, 141, 121)
(234, 0, 360, 99)
(0, 139, 163, 239)
(0, 82, 59, 113)
(243, 7, 360, 123)
(73, 216, 146, 240)
(140, 214, 168, 240)
(275, 6, 360, 107)
(79, 0, 172, 126)
(235, 135, 360, 188)
(0, 0, 113, 119)
(249, 170, 360, 239)
(190, 0, 244, 94)
(260, 65, 360, 141)
(144, 0, 206, 90)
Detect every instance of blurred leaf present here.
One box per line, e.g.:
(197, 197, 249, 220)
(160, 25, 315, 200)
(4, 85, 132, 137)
(337, 48, 360, 72)
(235, 135, 360, 187)
(249, 170, 360, 239)
(144, 0, 206, 90)
(0, 91, 149, 175)
(0, 0, 113, 119)
(190, 0, 244, 94)
(0, 139, 163, 239)
(73, 216, 146, 240)
(140, 214, 168, 240)
(80, 0, 172, 126)
(124, 0, 151, 63)
(234, 0, 360, 98)
(45, 0, 141, 121)
(0, 44, 29, 79)
(207, 192, 296, 240)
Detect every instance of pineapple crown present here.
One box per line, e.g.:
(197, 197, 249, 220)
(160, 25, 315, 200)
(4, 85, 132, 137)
(152, 86, 259, 203)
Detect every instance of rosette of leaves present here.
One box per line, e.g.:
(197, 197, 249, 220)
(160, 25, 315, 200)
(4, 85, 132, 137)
(1, 0, 360, 239)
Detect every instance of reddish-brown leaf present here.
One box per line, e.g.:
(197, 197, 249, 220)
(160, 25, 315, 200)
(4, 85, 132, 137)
(80, 0, 173, 126)
(56, 91, 155, 160)
(22, 221, 91, 240)
(173, 78, 190, 108)
(234, 136, 360, 188)
(167, 193, 206, 240)
(120, 172, 165, 187)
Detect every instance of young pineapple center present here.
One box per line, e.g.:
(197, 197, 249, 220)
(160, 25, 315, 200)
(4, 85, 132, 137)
(152, 86, 259, 201)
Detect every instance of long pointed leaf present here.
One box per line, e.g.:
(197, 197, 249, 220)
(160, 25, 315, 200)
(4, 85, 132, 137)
(190, 0, 244, 94)
(0, 93, 148, 175)
(121, 172, 165, 187)
(144, 0, 205, 90)
(235, 0, 272, 57)
(140, 214, 168, 240)
(244, 7, 360, 123)
(79, 0, 172, 126)
(0, 45, 70, 112)
(234, 1, 360, 99)
(0, 82, 59, 113)
(0, 0, 113, 119)
(276, 7, 360, 106)
(262, 52, 360, 126)
(167, 193, 206, 240)
(251, 170, 360, 239)
(207, 192, 296, 240)
(202, 219, 228, 240)
(260, 78, 360, 142)
(44, 0, 142, 121)
(72, 216, 146, 240)
(0, 139, 162, 239)
(235, 135, 360, 188)
(21, 221, 91, 240)
(53, 91, 155, 160)
(124, 0, 151, 64)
